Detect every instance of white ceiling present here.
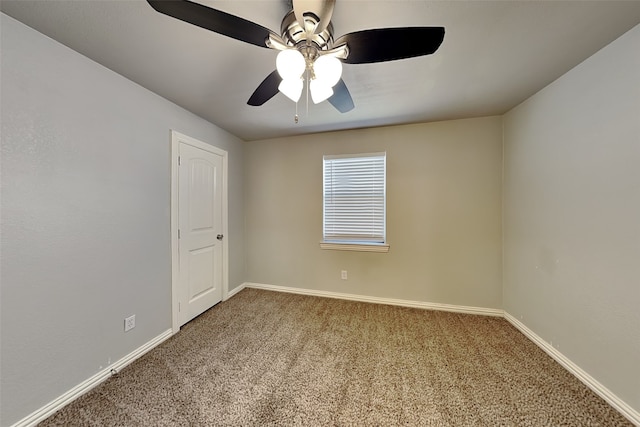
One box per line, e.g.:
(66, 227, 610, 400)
(2, 1, 640, 141)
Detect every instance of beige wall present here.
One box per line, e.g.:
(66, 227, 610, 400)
(245, 117, 503, 309)
(503, 25, 640, 412)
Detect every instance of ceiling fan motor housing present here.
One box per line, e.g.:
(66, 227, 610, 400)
(281, 10, 334, 61)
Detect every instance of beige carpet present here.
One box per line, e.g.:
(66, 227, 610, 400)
(39, 288, 631, 426)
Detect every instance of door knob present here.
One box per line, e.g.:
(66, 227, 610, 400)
(217, 234, 224, 240)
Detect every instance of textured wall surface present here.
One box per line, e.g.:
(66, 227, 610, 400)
(245, 117, 503, 309)
(503, 24, 640, 413)
(0, 14, 244, 426)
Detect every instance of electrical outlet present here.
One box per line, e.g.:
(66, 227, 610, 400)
(124, 315, 135, 332)
(341, 270, 348, 280)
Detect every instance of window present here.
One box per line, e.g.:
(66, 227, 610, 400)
(321, 152, 389, 252)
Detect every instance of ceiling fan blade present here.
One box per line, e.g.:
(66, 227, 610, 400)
(335, 27, 445, 64)
(147, 0, 277, 48)
(328, 79, 354, 113)
(247, 70, 282, 106)
(292, 0, 335, 34)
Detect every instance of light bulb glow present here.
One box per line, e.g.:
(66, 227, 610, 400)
(278, 78, 303, 102)
(313, 55, 342, 88)
(310, 79, 334, 104)
(276, 49, 305, 80)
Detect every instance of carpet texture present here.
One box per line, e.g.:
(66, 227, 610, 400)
(39, 288, 631, 426)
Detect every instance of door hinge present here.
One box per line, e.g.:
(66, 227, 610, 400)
(178, 302, 181, 312)
(178, 155, 181, 166)
(178, 229, 181, 239)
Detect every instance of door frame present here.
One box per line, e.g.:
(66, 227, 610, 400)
(170, 130, 229, 334)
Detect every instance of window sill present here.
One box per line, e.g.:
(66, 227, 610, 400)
(320, 242, 390, 253)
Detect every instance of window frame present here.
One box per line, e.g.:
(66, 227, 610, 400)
(321, 152, 389, 253)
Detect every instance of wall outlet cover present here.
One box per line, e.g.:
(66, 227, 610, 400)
(124, 315, 136, 332)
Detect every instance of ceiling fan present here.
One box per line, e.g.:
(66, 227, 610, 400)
(147, 0, 445, 113)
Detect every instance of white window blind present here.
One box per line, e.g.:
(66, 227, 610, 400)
(323, 152, 386, 243)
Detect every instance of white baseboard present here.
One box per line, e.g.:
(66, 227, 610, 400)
(243, 282, 504, 317)
(225, 283, 246, 300)
(11, 329, 174, 427)
(504, 312, 640, 426)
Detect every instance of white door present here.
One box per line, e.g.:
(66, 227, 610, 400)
(177, 139, 224, 327)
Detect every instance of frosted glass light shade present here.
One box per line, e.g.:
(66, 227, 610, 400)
(310, 79, 334, 104)
(278, 78, 303, 102)
(276, 49, 305, 80)
(313, 55, 342, 88)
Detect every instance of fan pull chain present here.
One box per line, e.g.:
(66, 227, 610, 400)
(295, 101, 299, 124)
(305, 69, 310, 116)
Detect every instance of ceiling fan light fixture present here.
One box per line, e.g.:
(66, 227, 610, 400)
(278, 78, 304, 102)
(276, 49, 305, 80)
(310, 79, 334, 104)
(313, 55, 342, 88)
